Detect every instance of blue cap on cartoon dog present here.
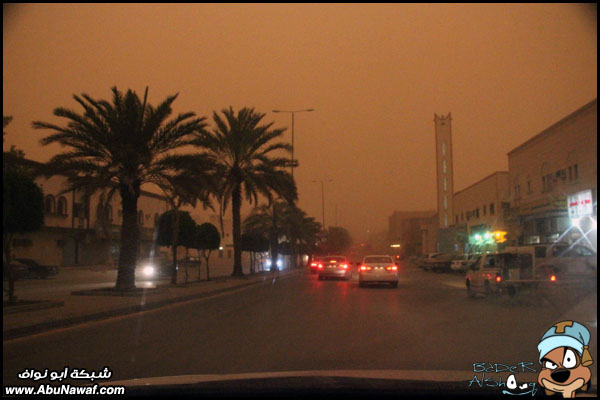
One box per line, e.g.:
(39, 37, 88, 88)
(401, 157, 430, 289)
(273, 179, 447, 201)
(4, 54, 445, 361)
(538, 320, 594, 366)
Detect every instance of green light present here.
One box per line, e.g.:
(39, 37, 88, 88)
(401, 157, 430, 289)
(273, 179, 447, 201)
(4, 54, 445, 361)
(484, 232, 490, 240)
(474, 234, 481, 241)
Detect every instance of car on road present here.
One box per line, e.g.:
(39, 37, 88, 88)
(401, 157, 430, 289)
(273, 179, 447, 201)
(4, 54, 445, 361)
(309, 256, 325, 274)
(136, 257, 174, 281)
(316, 256, 353, 280)
(529, 243, 596, 280)
(11, 258, 59, 279)
(358, 255, 398, 287)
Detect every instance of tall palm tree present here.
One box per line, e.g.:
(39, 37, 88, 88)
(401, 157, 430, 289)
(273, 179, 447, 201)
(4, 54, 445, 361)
(194, 107, 297, 276)
(33, 86, 208, 290)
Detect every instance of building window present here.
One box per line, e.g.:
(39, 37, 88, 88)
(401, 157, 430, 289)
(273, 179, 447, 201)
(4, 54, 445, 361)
(456, 215, 459, 224)
(444, 214, 448, 227)
(441, 142, 446, 156)
(568, 166, 572, 181)
(443, 195, 447, 210)
(442, 159, 447, 173)
(490, 203, 495, 215)
(44, 195, 56, 215)
(57, 196, 68, 216)
(483, 205, 487, 216)
(573, 164, 578, 180)
(443, 177, 447, 192)
(227, 249, 232, 259)
(219, 249, 224, 259)
(476, 208, 479, 218)
(461, 212, 464, 221)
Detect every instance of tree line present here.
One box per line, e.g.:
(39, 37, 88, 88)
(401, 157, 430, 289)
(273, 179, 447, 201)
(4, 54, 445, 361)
(4, 86, 343, 297)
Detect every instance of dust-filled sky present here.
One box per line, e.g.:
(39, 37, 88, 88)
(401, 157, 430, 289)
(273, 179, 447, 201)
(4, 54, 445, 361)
(3, 4, 597, 241)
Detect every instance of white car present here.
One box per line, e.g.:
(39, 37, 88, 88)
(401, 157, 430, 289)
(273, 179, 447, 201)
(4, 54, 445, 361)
(358, 255, 398, 288)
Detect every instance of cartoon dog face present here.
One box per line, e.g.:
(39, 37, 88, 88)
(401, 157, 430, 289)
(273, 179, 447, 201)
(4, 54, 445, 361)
(538, 346, 591, 397)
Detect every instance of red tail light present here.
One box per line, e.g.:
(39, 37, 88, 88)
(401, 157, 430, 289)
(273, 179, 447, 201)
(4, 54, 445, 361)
(360, 265, 372, 271)
(495, 275, 502, 283)
(550, 275, 557, 282)
(386, 265, 398, 271)
(317, 263, 323, 269)
(341, 264, 348, 269)
(310, 262, 317, 267)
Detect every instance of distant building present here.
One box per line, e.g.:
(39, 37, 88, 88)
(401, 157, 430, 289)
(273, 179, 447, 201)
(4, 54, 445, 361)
(388, 211, 437, 256)
(507, 98, 597, 249)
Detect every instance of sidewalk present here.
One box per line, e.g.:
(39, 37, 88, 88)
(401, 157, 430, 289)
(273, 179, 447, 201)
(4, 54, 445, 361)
(3, 267, 303, 341)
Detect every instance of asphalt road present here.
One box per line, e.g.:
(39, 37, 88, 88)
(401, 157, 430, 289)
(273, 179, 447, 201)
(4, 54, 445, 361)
(3, 263, 597, 392)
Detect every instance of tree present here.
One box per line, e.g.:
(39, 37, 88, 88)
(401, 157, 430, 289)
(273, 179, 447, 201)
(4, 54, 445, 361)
(244, 201, 290, 273)
(152, 163, 215, 284)
(156, 210, 196, 283)
(192, 107, 297, 277)
(241, 232, 269, 274)
(195, 223, 220, 281)
(33, 86, 207, 290)
(3, 170, 44, 303)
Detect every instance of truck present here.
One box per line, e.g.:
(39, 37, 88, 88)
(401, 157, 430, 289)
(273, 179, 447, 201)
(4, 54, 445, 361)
(465, 247, 559, 297)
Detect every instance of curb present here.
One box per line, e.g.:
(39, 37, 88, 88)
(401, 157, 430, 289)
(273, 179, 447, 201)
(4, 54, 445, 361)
(3, 269, 303, 341)
(3, 300, 65, 314)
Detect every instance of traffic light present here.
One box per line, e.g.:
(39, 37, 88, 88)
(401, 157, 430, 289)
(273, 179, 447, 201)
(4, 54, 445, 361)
(493, 231, 507, 243)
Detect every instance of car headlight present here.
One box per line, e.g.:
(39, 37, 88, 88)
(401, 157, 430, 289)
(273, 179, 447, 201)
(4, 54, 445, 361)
(276, 260, 282, 267)
(143, 265, 156, 277)
(266, 260, 272, 266)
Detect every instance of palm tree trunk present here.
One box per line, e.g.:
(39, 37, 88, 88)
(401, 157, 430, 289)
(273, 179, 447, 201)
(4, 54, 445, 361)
(231, 184, 244, 277)
(116, 184, 139, 291)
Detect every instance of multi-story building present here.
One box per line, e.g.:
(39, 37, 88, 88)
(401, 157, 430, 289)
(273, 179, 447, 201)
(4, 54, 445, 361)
(507, 98, 597, 249)
(452, 171, 511, 252)
(12, 162, 170, 266)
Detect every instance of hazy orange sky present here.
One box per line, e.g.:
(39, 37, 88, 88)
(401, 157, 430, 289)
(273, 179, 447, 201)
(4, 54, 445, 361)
(3, 4, 597, 241)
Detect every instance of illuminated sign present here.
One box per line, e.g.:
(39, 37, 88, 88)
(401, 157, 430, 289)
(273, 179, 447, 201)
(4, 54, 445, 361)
(568, 189, 593, 218)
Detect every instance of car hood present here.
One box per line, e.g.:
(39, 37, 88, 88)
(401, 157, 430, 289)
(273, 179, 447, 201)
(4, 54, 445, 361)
(106, 369, 505, 386)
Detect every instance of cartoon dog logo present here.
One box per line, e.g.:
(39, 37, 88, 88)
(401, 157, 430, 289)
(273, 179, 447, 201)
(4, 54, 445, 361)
(537, 320, 593, 398)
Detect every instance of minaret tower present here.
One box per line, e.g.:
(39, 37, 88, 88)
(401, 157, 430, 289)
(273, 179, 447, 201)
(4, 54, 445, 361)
(434, 113, 454, 229)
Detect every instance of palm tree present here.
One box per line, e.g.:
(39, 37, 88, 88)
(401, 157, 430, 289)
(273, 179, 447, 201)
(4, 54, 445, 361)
(33, 86, 208, 290)
(244, 201, 288, 271)
(193, 107, 297, 277)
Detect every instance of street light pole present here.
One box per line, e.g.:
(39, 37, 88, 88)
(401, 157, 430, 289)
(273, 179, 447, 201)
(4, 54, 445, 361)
(313, 179, 332, 230)
(272, 108, 314, 179)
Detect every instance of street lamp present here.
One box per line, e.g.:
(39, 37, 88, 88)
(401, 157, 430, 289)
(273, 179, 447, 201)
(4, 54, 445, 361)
(272, 108, 315, 178)
(312, 179, 333, 230)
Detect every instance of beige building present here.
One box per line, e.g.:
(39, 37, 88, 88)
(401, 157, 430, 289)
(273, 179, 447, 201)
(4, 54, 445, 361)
(452, 171, 511, 252)
(12, 166, 170, 266)
(507, 98, 597, 249)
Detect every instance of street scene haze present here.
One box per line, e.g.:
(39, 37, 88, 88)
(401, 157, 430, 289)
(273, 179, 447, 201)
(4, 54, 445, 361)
(3, 3, 597, 398)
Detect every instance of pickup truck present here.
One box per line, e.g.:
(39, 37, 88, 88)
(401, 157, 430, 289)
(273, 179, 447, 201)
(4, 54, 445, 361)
(465, 247, 558, 297)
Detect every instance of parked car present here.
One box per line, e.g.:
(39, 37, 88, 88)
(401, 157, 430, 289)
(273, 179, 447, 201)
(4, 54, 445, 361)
(136, 257, 174, 281)
(13, 258, 59, 279)
(417, 253, 442, 270)
(358, 255, 398, 287)
(422, 253, 454, 272)
(450, 253, 479, 273)
(465, 247, 558, 298)
(317, 255, 353, 281)
(529, 243, 596, 280)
